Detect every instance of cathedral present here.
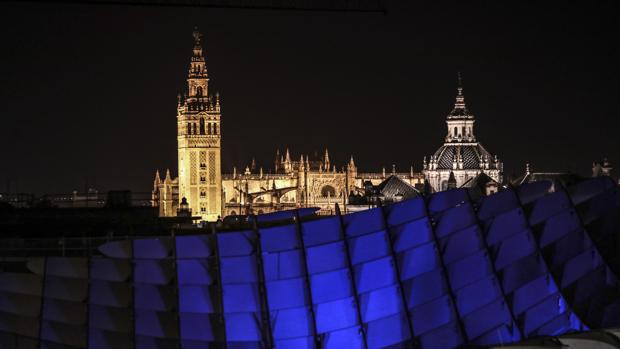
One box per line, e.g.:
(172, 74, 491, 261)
(151, 29, 424, 221)
(151, 30, 502, 221)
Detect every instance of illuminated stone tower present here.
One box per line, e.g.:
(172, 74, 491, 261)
(177, 29, 222, 221)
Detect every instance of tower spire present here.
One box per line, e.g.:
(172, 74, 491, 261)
(445, 73, 475, 142)
(452, 72, 467, 114)
(188, 28, 208, 98)
(192, 27, 204, 59)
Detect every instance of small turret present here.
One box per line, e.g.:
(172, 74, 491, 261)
(285, 148, 291, 162)
(284, 148, 292, 173)
(347, 156, 356, 171)
(299, 155, 305, 171)
(274, 149, 281, 173)
(154, 170, 161, 184)
(323, 149, 331, 172)
(164, 169, 172, 183)
(154, 170, 162, 187)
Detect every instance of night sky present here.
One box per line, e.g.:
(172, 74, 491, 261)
(1, 1, 618, 195)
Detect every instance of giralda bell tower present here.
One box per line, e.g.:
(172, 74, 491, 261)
(177, 28, 222, 221)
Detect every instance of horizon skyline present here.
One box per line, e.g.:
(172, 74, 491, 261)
(1, 2, 617, 195)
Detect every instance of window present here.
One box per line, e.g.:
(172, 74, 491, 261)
(187, 123, 191, 135)
(454, 127, 458, 137)
(208, 123, 212, 135)
(214, 124, 218, 135)
(199, 118, 205, 135)
(196, 86, 203, 96)
(321, 185, 336, 198)
(200, 153, 206, 169)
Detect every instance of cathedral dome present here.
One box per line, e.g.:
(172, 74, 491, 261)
(423, 75, 503, 192)
(431, 143, 499, 170)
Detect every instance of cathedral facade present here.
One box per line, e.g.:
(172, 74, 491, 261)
(221, 149, 423, 217)
(151, 30, 424, 221)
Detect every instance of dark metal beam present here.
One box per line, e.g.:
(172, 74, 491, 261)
(7, 0, 387, 13)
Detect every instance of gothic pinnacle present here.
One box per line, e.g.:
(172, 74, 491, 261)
(154, 170, 161, 184)
(285, 148, 291, 163)
(323, 148, 330, 171)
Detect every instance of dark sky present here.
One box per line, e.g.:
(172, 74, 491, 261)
(1, 1, 618, 195)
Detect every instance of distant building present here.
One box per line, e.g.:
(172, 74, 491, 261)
(592, 158, 613, 177)
(511, 162, 582, 193)
(423, 76, 503, 193)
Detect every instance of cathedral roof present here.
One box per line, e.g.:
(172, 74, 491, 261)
(460, 172, 499, 189)
(512, 171, 583, 187)
(431, 143, 498, 170)
(376, 175, 420, 200)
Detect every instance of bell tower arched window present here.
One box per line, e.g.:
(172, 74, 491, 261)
(199, 118, 205, 135)
(196, 86, 203, 96)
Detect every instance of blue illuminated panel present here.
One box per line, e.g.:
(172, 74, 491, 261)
(1, 178, 620, 348)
